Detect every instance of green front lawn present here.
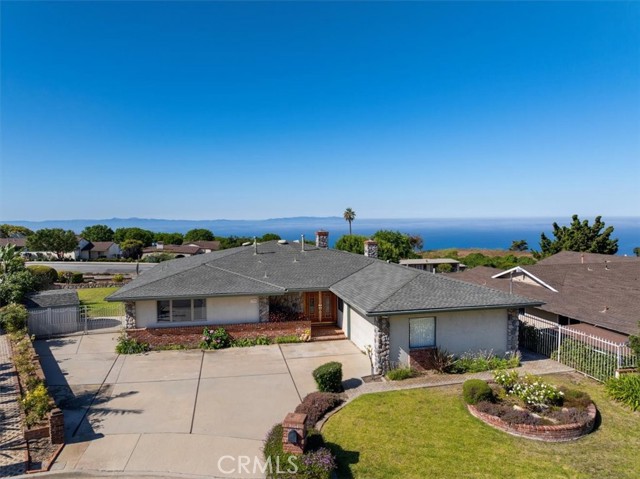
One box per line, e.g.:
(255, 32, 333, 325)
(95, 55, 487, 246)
(323, 373, 640, 479)
(77, 287, 120, 309)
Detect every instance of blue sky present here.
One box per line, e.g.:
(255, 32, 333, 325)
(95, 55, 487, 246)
(1, 1, 638, 221)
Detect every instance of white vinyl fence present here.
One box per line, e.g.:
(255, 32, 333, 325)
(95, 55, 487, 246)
(519, 313, 637, 382)
(28, 303, 125, 338)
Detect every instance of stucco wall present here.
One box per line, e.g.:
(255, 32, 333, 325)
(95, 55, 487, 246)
(389, 308, 509, 366)
(345, 305, 376, 352)
(134, 296, 260, 328)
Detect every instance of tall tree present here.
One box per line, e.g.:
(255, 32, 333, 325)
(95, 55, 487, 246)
(153, 232, 184, 245)
(373, 230, 418, 263)
(633, 247, 640, 257)
(343, 208, 356, 235)
(536, 215, 618, 258)
(81, 224, 115, 242)
(26, 229, 78, 260)
(120, 239, 144, 259)
(184, 228, 215, 242)
(335, 235, 368, 255)
(113, 227, 154, 247)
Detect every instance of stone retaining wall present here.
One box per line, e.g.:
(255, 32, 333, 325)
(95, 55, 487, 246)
(467, 403, 597, 442)
(127, 320, 311, 348)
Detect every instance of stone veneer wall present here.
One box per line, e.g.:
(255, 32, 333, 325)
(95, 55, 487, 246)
(507, 308, 519, 352)
(127, 320, 310, 349)
(124, 302, 136, 329)
(269, 293, 303, 313)
(259, 297, 269, 322)
(373, 316, 390, 374)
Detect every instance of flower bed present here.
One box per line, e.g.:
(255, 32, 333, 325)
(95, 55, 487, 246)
(463, 372, 597, 442)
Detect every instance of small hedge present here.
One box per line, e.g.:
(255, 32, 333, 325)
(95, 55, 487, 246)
(57, 271, 84, 283)
(386, 366, 415, 381)
(463, 379, 494, 405)
(0, 303, 29, 333)
(27, 265, 58, 289)
(115, 332, 149, 354)
(295, 392, 343, 426)
(312, 362, 343, 393)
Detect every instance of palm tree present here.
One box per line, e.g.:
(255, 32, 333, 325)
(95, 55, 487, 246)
(343, 208, 356, 235)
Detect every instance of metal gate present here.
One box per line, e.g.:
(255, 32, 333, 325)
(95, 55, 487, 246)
(27, 303, 125, 338)
(519, 312, 637, 382)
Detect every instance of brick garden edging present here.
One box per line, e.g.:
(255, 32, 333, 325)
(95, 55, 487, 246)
(10, 337, 66, 446)
(127, 320, 311, 348)
(467, 403, 597, 442)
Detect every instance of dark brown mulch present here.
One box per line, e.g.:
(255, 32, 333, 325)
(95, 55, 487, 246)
(27, 438, 60, 472)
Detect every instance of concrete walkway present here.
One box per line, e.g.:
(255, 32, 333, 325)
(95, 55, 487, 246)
(0, 332, 27, 477)
(343, 350, 575, 399)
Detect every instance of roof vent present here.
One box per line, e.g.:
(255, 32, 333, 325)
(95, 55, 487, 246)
(278, 239, 288, 245)
(242, 242, 251, 246)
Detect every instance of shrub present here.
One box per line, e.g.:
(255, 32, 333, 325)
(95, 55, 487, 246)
(429, 348, 455, 373)
(475, 400, 510, 418)
(112, 274, 124, 283)
(201, 327, 231, 349)
(298, 447, 336, 479)
(462, 379, 494, 405)
(22, 382, 51, 427)
(559, 387, 592, 409)
(510, 374, 564, 408)
(0, 303, 29, 333)
(57, 270, 83, 283)
(501, 408, 539, 426)
(263, 423, 299, 478)
(450, 349, 520, 374)
(312, 362, 343, 393)
(606, 374, 640, 411)
(548, 407, 591, 425)
(295, 392, 343, 426)
(115, 332, 149, 354)
(27, 265, 58, 289)
(493, 370, 520, 392)
(386, 366, 415, 381)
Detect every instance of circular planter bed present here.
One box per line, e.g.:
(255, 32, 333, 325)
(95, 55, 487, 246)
(467, 402, 597, 442)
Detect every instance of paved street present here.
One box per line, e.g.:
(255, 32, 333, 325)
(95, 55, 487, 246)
(34, 334, 371, 478)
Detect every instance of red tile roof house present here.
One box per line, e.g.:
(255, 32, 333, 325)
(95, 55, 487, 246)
(449, 251, 640, 343)
(107, 232, 539, 374)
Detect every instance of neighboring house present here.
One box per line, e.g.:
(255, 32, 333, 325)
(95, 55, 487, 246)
(0, 237, 28, 248)
(82, 241, 122, 260)
(108, 232, 539, 373)
(449, 252, 640, 342)
(24, 289, 80, 310)
(399, 258, 464, 273)
(141, 242, 204, 259)
(184, 240, 221, 253)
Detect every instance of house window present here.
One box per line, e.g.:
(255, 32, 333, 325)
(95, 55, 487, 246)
(409, 317, 435, 349)
(157, 299, 207, 322)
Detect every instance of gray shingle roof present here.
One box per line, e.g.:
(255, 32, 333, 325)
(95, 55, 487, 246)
(24, 290, 80, 309)
(108, 241, 541, 314)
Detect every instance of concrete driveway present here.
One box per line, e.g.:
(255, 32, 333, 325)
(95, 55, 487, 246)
(35, 334, 371, 478)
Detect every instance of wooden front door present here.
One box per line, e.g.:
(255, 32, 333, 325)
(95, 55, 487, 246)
(305, 292, 337, 324)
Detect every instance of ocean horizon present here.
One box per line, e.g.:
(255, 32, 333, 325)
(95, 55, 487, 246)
(4, 216, 639, 256)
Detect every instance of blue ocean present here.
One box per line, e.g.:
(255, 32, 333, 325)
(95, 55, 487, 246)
(7, 217, 640, 255)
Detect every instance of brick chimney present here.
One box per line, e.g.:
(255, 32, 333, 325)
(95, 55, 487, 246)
(364, 239, 378, 258)
(315, 230, 329, 249)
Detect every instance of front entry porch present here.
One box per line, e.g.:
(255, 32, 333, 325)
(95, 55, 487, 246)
(303, 292, 346, 341)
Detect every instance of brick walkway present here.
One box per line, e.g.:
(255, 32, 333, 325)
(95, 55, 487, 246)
(345, 352, 575, 399)
(0, 331, 27, 477)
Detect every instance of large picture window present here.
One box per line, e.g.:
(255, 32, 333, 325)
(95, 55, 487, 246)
(409, 317, 435, 348)
(157, 299, 207, 322)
